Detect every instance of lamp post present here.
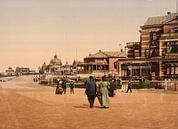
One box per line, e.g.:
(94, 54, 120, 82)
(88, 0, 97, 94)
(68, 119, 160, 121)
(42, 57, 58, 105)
(119, 43, 122, 52)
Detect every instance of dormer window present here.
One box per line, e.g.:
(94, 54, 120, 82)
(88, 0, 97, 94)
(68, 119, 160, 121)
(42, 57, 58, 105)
(149, 32, 159, 57)
(150, 32, 157, 41)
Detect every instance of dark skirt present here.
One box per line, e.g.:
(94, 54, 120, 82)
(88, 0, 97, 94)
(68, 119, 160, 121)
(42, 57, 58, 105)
(56, 86, 63, 95)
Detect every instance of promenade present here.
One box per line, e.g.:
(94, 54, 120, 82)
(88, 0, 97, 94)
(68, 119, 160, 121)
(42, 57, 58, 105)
(0, 76, 178, 129)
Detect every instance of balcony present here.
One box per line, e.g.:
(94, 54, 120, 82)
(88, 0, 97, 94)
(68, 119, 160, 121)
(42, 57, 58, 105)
(160, 33, 178, 40)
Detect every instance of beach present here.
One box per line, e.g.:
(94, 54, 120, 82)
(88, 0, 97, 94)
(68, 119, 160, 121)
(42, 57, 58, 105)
(0, 75, 178, 129)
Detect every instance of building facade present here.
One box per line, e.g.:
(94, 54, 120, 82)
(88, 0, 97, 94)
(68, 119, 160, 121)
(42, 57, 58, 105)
(78, 50, 126, 76)
(39, 54, 72, 75)
(16, 67, 36, 76)
(118, 12, 178, 82)
(5, 67, 15, 76)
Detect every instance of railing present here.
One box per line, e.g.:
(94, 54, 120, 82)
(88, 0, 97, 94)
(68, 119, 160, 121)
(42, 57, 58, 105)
(77, 71, 92, 74)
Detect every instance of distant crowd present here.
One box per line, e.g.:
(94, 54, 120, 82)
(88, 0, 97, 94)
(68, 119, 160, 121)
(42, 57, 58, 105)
(55, 78, 75, 95)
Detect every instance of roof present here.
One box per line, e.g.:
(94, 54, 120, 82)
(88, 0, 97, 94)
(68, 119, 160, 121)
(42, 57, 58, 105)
(49, 54, 62, 66)
(85, 50, 126, 59)
(143, 12, 178, 26)
(42, 62, 47, 67)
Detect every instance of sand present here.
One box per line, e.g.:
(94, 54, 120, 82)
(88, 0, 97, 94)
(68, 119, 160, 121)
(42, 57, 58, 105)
(0, 75, 178, 129)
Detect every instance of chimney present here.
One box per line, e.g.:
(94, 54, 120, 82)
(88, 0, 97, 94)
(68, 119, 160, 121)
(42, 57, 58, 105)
(167, 12, 171, 15)
(167, 12, 171, 19)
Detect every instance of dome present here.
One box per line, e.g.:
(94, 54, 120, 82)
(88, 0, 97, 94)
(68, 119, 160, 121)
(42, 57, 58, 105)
(42, 62, 47, 67)
(49, 54, 62, 66)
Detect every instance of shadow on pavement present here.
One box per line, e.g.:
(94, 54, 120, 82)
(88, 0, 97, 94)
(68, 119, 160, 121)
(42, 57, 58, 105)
(73, 104, 88, 108)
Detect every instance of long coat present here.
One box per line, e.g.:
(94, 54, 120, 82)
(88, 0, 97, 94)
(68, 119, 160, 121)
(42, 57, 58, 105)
(99, 81, 110, 107)
(85, 79, 96, 96)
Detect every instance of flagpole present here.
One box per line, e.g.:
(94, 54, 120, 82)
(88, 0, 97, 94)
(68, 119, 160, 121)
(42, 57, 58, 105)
(176, 0, 178, 12)
(76, 48, 78, 61)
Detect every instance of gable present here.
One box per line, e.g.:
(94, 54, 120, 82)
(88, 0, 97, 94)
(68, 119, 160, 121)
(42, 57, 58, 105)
(86, 51, 108, 59)
(85, 51, 124, 59)
(92, 52, 108, 58)
(102, 51, 120, 57)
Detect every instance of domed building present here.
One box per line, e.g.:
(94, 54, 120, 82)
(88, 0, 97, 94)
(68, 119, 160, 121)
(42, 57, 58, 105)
(39, 54, 72, 75)
(49, 54, 62, 66)
(47, 54, 62, 74)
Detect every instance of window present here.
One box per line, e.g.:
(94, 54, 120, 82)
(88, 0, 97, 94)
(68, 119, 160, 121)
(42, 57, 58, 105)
(176, 67, 178, 74)
(150, 41, 158, 48)
(132, 69, 140, 76)
(149, 49, 154, 57)
(133, 43, 140, 49)
(167, 42, 178, 53)
(114, 62, 117, 69)
(174, 27, 178, 33)
(153, 33, 157, 41)
(150, 48, 159, 57)
(134, 53, 140, 57)
(150, 32, 157, 41)
(167, 42, 171, 53)
(149, 33, 159, 57)
(171, 42, 178, 53)
(145, 49, 149, 58)
(166, 65, 170, 75)
(133, 43, 140, 58)
(171, 66, 174, 75)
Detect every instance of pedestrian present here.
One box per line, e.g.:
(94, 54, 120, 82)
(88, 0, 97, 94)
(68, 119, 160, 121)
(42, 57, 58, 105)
(33, 76, 36, 82)
(120, 78, 126, 92)
(96, 78, 102, 106)
(99, 76, 110, 108)
(61, 79, 67, 94)
(69, 80, 75, 94)
(126, 80, 132, 93)
(109, 79, 116, 97)
(85, 76, 96, 108)
(117, 77, 122, 89)
(55, 79, 63, 95)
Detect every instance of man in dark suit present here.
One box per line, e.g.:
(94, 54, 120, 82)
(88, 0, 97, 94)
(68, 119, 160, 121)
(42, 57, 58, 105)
(85, 76, 96, 108)
(126, 80, 132, 93)
(61, 79, 67, 94)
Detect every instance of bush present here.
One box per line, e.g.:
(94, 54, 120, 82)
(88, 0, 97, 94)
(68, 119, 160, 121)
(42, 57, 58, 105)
(140, 79, 150, 88)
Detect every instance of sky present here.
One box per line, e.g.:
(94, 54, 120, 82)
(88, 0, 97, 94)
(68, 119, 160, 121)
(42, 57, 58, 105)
(0, 0, 176, 72)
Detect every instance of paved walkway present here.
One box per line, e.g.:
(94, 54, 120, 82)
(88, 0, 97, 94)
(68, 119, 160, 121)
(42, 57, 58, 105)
(0, 76, 178, 129)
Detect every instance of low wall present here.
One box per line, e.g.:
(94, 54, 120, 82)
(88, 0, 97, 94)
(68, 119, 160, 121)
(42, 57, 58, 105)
(122, 80, 178, 91)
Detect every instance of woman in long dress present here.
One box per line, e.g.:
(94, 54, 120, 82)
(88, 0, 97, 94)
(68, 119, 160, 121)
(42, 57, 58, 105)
(99, 76, 110, 108)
